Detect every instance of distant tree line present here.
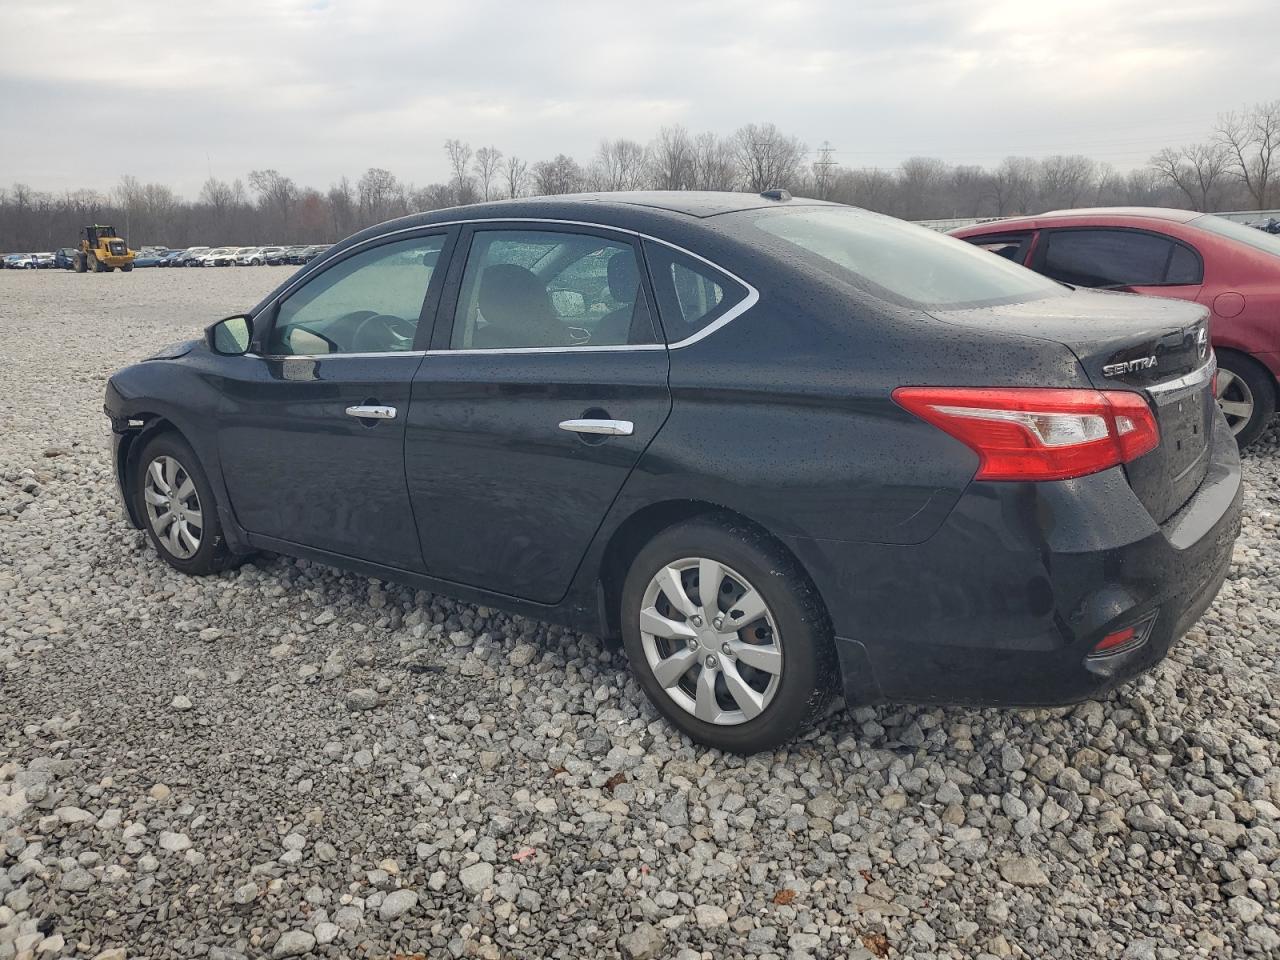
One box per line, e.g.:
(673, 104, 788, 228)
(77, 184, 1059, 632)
(2, 103, 1277, 252)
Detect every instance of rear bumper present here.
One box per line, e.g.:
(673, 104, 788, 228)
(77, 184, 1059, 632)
(791, 408, 1242, 708)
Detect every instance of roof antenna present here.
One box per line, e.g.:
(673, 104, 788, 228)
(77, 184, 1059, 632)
(759, 189, 792, 201)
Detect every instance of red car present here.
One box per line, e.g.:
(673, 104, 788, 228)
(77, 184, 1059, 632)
(953, 208, 1280, 446)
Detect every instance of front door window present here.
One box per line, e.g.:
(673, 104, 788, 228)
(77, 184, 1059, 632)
(268, 236, 446, 355)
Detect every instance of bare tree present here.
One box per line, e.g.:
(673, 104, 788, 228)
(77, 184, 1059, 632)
(649, 125, 695, 190)
(948, 165, 992, 217)
(1038, 155, 1098, 211)
(898, 157, 948, 220)
(532, 155, 583, 195)
(827, 167, 898, 213)
(1151, 143, 1231, 210)
(732, 123, 806, 193)
(444, 139, 476, 204)
(1123, 167, 1167, 206)
(988, 157, 1039, 215)
(473, 146, 503, 202)
(248, 169, 298, 238)
(408, 183, 455, 211)
(591, 138, 649, 191)
(690, 131, 736, 191)
(357, 167, 404, 223)
(327, 177, 355, 237)
(1215, 101, 1280, 209)
(503, 155, 528, 198)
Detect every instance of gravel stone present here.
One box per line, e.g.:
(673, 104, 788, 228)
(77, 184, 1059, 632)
(272, 931, 315, 957)
(459, 861, 494, 895)
(345, 688, 380, 711)
(694, 903, 728, 928)
(158, 831, 191, 852)
(998, 856, 1049, 887)
(0, 272, 1277, 959)
(378, 888, 418, 920)
(619, 922, 665, 959)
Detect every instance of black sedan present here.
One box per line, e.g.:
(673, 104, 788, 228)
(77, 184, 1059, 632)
(104, 192, 1241, 752)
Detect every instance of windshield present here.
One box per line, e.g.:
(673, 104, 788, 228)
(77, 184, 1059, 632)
(748, 206, 1063, 309)
(1190, 214, 1280, 258)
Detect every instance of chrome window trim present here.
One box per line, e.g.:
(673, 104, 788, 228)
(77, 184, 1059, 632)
(426, 344, 667, 356)
(259, 217, 760, 355)
(247, 350, 427, 361)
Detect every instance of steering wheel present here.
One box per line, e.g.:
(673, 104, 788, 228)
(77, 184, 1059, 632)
(351, 313, 416, 353)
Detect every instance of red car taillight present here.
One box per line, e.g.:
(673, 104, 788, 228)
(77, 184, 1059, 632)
(892, 386, 1159, 481)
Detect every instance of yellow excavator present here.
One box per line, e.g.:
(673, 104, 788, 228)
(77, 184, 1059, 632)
(75, 225, 135, 273)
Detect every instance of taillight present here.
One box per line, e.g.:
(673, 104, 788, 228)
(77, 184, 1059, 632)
(892, 386, 1159, 481)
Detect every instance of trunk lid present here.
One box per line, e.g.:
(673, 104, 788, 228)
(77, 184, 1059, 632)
(932, 289, 1214, 523)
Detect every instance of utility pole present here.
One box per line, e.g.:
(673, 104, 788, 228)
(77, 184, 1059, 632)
(814, 141, 837, 200)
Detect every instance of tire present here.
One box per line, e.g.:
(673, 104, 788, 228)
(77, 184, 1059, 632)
(121, 264, 133, 272)
(1216, 351, 1276, 449)
(620, 515, 836, 753)
(74, 254, 87, 273)
(134, 432, 235, 575)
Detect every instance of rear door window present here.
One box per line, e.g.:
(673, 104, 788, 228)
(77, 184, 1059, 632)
(644, 242, 750, 343)
(1166, 243, 1203, 284)
(1039, 229, 1201, 287)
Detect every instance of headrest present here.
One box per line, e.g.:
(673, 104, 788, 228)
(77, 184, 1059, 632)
(606, 252, 639, 303)
(478, 263, 547, 319)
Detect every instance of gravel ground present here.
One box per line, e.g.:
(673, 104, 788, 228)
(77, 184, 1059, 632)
(1, 267, 1279, 960)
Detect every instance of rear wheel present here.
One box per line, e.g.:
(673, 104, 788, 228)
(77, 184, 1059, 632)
(621, 516, 835, 753)
(121, 264, 133, 272)
(1216, 352, 1276, 448)
(134, 433, 235, 575)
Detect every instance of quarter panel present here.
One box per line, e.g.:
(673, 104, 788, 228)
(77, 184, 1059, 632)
(648, 277, 1086, 547)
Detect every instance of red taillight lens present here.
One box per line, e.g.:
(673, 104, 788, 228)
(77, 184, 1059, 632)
(892, 386, 1159, 481)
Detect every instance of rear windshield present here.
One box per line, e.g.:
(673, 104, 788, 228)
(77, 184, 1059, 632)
(748, 207, 1062, 309)
(1189, 214, 1280, 258)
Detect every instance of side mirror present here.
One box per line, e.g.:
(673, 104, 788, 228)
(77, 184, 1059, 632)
(208, 314, 253, 355)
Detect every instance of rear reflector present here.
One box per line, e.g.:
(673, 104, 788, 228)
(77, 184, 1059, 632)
(1089, 613, 1158, 659)
(1094, 626, 1137, 652)
(892, 386, 1160, 481)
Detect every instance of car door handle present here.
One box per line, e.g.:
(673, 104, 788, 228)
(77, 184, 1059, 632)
(558, 418, 634, 437)
(345, 404, 397, 420)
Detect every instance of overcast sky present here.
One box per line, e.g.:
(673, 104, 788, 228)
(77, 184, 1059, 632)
(2, 0, 1276, 198)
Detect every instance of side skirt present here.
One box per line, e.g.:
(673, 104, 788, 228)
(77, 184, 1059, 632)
(244, 533, 605, 635)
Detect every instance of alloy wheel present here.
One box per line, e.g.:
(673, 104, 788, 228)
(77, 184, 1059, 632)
(638, 557, 783, 725)
(1216, 367, 1255, 436)
(143, 455, 204, 560)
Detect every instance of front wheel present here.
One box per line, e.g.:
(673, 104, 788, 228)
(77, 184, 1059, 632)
(134, 433, 235, 575)
(121, 264, 133, 273)
(1216, 352, 1276, 449)
(621, 516, 835, 753)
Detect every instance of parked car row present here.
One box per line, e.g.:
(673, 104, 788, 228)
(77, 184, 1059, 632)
(3, 243, 334, 271)
(130, 244, 333, 268)
(3, 252, 56, 269)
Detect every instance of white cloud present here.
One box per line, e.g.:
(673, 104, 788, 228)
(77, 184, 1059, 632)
(0, 0, 1274, 195)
